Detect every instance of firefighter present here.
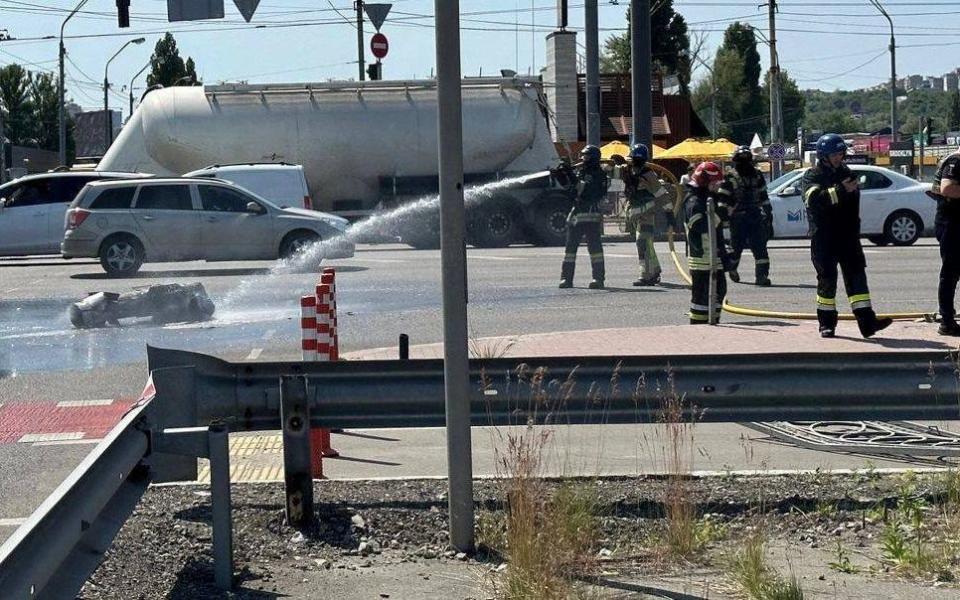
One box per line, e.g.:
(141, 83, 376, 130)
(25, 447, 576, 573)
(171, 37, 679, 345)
(559, 145, 608, 289)
(684, 161, 728, 324)
(719, 145, 772, 286)
(801, 133, 892, 338)
(616, 144, 673, 285)
(929, 150, 960, 335)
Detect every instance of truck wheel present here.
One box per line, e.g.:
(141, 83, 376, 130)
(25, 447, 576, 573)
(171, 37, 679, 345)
(99, 234, 144, 277)
(529, 194, 573, 246)
(401, 212, 441, 249)
(468, 198, 520, 248)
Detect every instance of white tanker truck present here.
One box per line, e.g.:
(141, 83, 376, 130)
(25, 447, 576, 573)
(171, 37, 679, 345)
(98, 77, 575, 248)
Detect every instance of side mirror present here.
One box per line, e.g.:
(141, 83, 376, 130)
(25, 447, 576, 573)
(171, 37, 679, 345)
(246, 201, 264, 214)
(779, 185, 799, 197)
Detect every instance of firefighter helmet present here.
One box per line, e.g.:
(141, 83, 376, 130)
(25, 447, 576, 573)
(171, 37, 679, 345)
(692, 161, 724, 188)
(816, 133, 847, 161)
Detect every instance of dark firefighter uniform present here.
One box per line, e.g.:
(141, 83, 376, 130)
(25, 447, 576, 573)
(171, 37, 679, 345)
(718, 164, 772, 285)
(684, 181, 727, 324)
(931, 152, 960, 335)
(621, 163, 671, 285)
(801, 153, 890, 338)
(560, 160, 608, 288)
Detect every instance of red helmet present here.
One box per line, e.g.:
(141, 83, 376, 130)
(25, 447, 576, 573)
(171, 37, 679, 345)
(691, 161, 723, 188)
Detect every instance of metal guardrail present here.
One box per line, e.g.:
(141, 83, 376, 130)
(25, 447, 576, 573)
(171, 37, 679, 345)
(2, 345, 959, 598)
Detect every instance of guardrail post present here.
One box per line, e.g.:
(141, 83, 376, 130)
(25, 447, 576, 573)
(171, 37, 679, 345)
(280, 375, 314, 530)
(399, 333, 409, 360)
(208, 421, 233, 590)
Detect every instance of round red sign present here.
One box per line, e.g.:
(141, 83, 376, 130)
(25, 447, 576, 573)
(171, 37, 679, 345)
(370, 32, 389, 60)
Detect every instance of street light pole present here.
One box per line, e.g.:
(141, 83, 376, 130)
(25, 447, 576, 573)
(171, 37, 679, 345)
(695, 56, 718, 138)
(59, 0, 88, 167)
(103, 38, 145, 150)
(129, 61, 150, 120)
(870, 0, 897, 142)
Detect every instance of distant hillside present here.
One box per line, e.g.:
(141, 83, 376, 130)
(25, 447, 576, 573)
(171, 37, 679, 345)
(803, 87, 959, 136)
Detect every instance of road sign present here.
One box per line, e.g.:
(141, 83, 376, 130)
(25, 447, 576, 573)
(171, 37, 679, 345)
(363, 3, 392, 32)
(167, 0, 225, 22)
(768, 142, 786, 160)
(370, 33, 389, 60)
(233, 0, 260, 22)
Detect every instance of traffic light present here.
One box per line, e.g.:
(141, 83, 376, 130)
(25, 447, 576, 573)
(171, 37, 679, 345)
(117, 0, 130, 28)
(366, 62, 382, 81)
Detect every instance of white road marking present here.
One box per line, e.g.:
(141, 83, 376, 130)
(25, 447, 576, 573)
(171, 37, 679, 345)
(246, 348, 264, 360)
(262, 329, 276, 340)
(604, 253, 640, 259)
(0, 518, 27, 527)
(344, 258, 407, 264)
(56, 399, 113, 408)
(18, 432, 85, 443)
(467, 255, 523, 261)
(32, 438, 102, 447)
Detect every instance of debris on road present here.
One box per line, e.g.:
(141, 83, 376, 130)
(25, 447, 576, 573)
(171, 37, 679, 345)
(69, 283, 216, 329)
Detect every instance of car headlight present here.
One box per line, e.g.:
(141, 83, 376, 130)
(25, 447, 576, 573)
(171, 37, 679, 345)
(322, 216, 351, 231)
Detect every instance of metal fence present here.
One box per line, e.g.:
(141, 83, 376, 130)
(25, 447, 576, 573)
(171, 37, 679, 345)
(1, 345, 958, 597)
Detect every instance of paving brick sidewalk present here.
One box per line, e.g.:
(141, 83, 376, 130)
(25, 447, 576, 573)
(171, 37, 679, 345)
(344, 320, 955, 361)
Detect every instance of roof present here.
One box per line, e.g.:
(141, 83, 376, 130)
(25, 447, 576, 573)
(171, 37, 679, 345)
(189, 163, 304, 173)
(1, 171, 148, 187)
(85, 176, 232, 188)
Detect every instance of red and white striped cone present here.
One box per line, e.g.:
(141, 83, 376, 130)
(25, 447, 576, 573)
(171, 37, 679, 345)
(313, 276, 339, 459)
(323, 268, 340, 361)
(300, 295, 317, 361)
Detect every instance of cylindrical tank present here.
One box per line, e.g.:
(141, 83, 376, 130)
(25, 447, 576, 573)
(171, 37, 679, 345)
(99, 80, 559, 211)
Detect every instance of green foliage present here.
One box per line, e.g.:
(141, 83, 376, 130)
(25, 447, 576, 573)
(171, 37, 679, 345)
(729, 534, 805, 600)
(600, 2, 692, 94)
(950, 92, 960, 132)
(146, 33, 199, 87)
(803, 87, 957, 135)
(691, 47, 750, 140)
(763, 70, 806, 141)
(0, 64, 73, 158)
(828, 540, 858, 574)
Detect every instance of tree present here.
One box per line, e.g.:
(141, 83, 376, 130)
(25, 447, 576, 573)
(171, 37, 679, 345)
(762, 70, 806, 143)
(600, 2, 692, 94)
(691, 48, 750, 140)
(719, 23, 764, 143)
(0, 64, 34, 145)
(146, 33, 199, 87)
(950, 91, 960, 132)
(29, 73, 60, 151)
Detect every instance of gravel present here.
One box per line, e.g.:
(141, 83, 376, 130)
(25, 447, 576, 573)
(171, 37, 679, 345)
(78, 472, 960, 599)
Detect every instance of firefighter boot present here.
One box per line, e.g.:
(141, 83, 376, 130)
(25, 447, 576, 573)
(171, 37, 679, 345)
(855, 308, 892, 339)
(818, 309, 838, 338)
(755, 261, 771, 287)
(939, 319, 960, 336)
(588, 279, 604, 290)
(633, 272, 661, 287)
(728, 269, 740, 283)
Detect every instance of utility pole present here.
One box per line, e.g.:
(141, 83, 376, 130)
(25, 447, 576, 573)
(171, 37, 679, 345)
(0, 103, 6, 185)
(630, 0, 652, 149)
(584, 0, 600, 147)
(434, 0, 473, 552)
(59, 1, 87, 167)
(870, 1, 897, 142)
(356, 1, 366, 81)
(766, 0, 783, 179)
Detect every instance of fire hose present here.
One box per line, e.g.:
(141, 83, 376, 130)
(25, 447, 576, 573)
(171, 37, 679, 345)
(639, 162, 934, 322)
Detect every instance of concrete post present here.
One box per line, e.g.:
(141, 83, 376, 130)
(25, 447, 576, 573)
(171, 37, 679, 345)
(584, 0, 600, 147)
(630, 0, 652, 148)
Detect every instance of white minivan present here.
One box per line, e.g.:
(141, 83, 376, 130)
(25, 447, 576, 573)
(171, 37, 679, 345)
(184, 163, 313, 210)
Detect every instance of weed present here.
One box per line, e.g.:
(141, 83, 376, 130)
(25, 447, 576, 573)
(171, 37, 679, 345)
(468, 334, 517, 359)
(729, 533, 804, 600)
(828, 540, 858, 574)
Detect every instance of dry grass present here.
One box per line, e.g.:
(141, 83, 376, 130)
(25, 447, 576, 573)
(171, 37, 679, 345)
(729, 533, 805, 600)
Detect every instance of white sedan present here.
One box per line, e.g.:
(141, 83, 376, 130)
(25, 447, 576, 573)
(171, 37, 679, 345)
(766, 165, 934, 246)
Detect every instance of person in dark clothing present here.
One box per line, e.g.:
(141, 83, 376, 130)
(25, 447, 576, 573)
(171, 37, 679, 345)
(559, 145, 608, 289)
(617, 143, 672, 286)
(684, 161, 728, 324)
(800, 133, 892, 338)
(929, 151, 960, 335)
(718, 145, 772, 286)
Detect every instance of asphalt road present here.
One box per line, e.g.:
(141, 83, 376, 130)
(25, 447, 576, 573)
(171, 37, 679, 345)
(0, 237, 950, 542)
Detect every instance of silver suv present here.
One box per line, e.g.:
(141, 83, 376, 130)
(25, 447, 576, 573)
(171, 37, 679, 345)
(62, 178, 354, 276)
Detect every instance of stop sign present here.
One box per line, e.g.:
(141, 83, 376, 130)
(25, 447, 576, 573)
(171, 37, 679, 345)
(370, 32, 389, 59)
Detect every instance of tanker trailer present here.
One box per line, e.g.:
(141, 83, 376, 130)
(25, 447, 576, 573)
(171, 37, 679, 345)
(98, 78, 575, 248)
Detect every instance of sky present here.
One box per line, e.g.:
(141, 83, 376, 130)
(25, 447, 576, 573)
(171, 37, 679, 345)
(0, 1, 958, 117)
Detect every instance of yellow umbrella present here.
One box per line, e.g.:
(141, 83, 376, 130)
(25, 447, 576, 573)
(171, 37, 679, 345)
(658, 138, 739, 161)
(600, 141, 669, 160)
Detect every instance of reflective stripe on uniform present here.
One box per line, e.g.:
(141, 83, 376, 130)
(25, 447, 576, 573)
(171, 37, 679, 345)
(686, 213, 703, 227)
(717, 187, 732, 196)
(803, 185, 821, 205)
(851, 300, 872, 311)
(589, 252, 604, 262)
(816, 295, 836, 305)
(563, 253, 576, 262)
(689, 312, 709, 321)
(828, 186, 839, 205)
(690, 303, 710, 312)
(756, 258, 770, 265)
(848, 293, 870, 304)
(573, 213, 602, 223)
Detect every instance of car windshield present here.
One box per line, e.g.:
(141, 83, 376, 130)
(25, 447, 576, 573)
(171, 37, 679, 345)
(767, 170, 804, 193)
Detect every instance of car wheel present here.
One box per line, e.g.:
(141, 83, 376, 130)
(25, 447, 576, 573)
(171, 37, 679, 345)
(280, 230, 321, 259)
(867, 234, 890, 246)
(467, 197, 520, 248)
(529, 193, 573, 246)
(99, 235, 144, 277)
(884, 211, 921, 246)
